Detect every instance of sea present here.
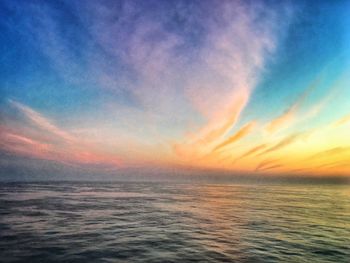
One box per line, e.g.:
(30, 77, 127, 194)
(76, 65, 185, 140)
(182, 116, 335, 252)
(0, 181, 349, 262)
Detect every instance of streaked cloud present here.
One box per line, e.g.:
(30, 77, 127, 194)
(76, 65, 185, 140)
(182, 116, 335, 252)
(234, 144, 267, 163)
(2, 100, 124, 168)
(265, 79, 318, 133)
(258, 132, 306, 156)
(172, 1, 292, 162)
(212, 122, 255, 152)
(309, 147, 350, 160)
(333, 113, 350, 127)
(9, 100, 74, 142)
(255, 159, 281, 171)
(0, 132, 51, 159)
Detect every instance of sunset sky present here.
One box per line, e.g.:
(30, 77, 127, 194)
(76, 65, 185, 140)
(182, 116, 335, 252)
(1, 0, 349, 180)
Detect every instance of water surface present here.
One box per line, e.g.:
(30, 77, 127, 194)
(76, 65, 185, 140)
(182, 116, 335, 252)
(0, 182, 349, 262)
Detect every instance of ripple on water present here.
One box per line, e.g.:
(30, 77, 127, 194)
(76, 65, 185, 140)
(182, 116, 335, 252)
(0, 182, 349, 262)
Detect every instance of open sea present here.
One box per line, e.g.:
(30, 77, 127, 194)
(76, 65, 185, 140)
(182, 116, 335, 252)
(0, 182, 349, 262)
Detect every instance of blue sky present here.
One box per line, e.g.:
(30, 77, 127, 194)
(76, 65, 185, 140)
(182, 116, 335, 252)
(1, 0, 349, 180)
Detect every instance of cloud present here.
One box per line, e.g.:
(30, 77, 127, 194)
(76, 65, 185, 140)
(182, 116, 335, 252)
(309, 146, 350, 160)
(29, 0, 282, 147)
(4, 133, 39, 146)
(212, 122, 255, 152)
(186, 5, 277, 137)
(255, 159, 281, 171)
(265, 79, 318, 133)
(1, 1, 295, 171)
(258, 164, 283, 172)
(0, 132, 51, 159)
(258, 132, 305, 156)
(9, 100, 74, 142)
(333, 113, 350, 127)
(0, 129, 124, 168)
(172, 1, 293, 160)
(322, 161, 350, 170)
(234, 144, 267, 163)
(2, 100, 124, 168)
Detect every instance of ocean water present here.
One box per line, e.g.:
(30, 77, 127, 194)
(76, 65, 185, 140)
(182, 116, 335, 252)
(0, 182, 349, 263)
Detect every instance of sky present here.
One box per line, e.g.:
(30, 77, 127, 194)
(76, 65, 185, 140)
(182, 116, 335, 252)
(0, 0, 350, 181)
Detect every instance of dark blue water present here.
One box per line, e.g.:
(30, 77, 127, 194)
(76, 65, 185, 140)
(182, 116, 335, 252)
(0, 182, 349, 262)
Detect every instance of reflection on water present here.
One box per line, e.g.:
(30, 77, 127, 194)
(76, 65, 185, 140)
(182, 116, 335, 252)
(0, 182, 349, 262)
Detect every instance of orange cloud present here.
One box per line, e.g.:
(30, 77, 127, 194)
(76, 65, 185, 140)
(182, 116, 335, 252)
(309, 146, 350, 160)
(333, 113, 350, 127)
(255, 159, 279, 171)
(265, 80, 318, 133)
(189, 92, 249, 146)
(259, 164, 283, 172)
(212, 121, 255, 152)
(173, 93, 250, 161)
(235, 144, 267, 162)
(258, 132, 305, 156)
(266, 105, 295, 133)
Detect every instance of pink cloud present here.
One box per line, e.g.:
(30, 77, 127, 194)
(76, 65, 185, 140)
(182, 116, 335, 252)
(2, 101, 124, 168)
(9, 100, 74, 142)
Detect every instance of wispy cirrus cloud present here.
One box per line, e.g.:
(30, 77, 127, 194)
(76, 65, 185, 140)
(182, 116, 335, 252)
(9, 100, 74, 142)
(258, 132, 307, 157)
(2, 100, 124, 168)
(212, 122, 255, 153)
(1, 1, 300, 174)
(255, 159, 281, 171)
(0, 132, 51, 159)
(171, 1, 293, 161)
(309, 146, 350, 161)
(265, 79, 318, 133)
(333, 113, 350, 127)
(234, 144, 267, 163)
